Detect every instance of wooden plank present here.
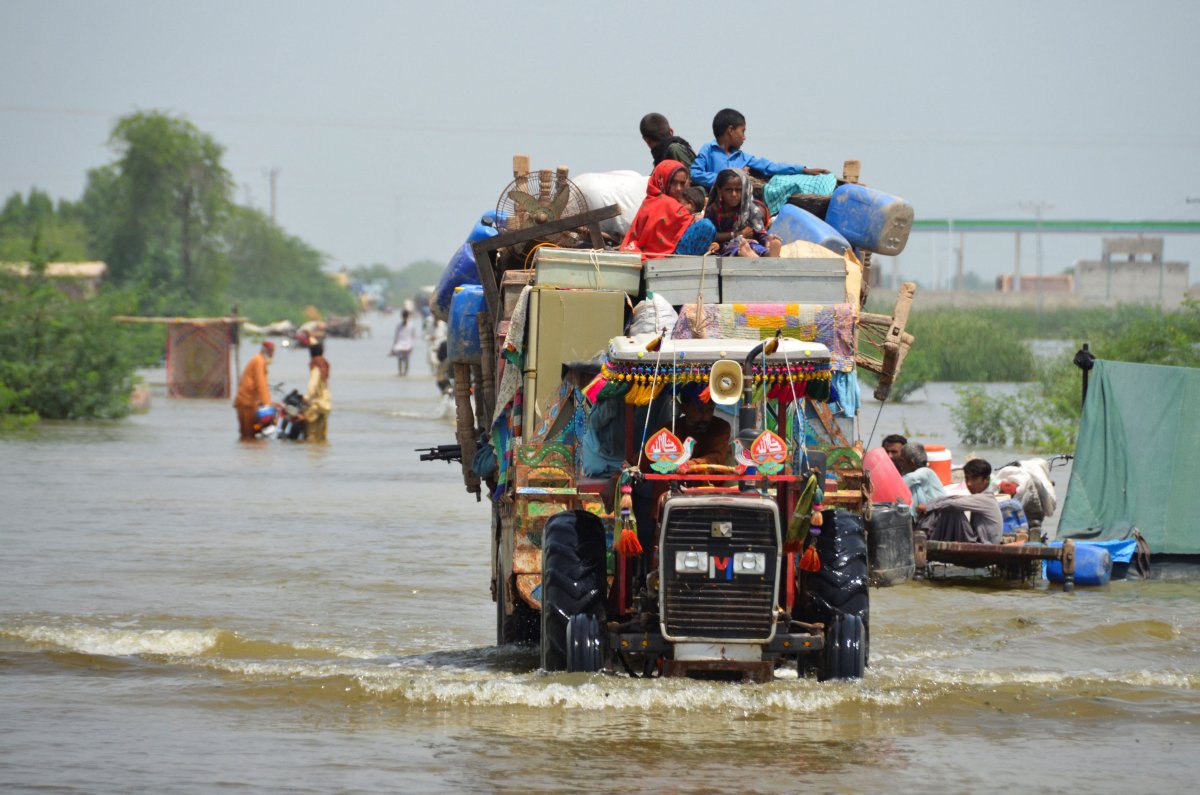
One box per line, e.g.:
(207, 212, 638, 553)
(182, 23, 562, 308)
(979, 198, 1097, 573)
(482, 204, 621, 252)
(812, 400, 850, 446)
(472, 239, 503, 333)
(873, 281, 917, 400)
(924, 537, 1076, 591)
(842, 160, 861, 184)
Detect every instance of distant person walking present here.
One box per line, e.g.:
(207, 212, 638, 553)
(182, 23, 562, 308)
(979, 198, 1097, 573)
(304, 341, 332, 443)
(234, 341, 274, 440)
(391, 309, 418, 376)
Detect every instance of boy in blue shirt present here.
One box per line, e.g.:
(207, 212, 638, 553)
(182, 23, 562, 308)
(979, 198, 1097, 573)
(690, 108, 829, 189)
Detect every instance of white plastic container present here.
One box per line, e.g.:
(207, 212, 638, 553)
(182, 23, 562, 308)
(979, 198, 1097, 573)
(533, 248, 642, 296)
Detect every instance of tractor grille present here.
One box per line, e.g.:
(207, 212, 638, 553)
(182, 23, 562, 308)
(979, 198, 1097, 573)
(660, 504, 779, 641)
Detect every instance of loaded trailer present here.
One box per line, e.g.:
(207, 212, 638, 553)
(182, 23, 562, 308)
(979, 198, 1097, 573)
(423, 157, 916, 681)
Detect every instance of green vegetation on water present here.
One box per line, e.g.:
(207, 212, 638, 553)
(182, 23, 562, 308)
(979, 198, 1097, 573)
(862, 301, 1200, 452)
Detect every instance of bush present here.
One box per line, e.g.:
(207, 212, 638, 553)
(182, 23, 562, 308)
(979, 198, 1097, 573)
(858, 308, 1037, 403)
(947, 302, 1200, 452)
(0, 272, 143, 420)
(949, 385, 1049, 448)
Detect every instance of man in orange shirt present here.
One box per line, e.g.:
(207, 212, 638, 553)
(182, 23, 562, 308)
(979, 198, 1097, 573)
(234, 341, 274, 440)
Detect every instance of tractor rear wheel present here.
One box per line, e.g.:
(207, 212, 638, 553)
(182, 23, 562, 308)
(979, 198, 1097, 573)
(540, 510, 607, 672)
(803, 509, 870, 668)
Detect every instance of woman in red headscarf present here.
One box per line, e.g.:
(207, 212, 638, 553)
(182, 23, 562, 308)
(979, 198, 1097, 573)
(622, 160, 715, 257)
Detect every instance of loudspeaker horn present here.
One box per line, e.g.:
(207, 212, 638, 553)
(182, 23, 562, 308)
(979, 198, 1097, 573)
(708, 360, 743, 405)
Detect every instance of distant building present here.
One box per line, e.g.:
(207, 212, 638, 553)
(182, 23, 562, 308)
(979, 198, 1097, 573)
(996, 273, 1073, 293)
(2, 261, 108, 298)
(1073, 238, 1189, 308)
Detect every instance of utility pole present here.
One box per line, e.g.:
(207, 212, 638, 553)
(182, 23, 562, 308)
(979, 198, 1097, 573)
(1020, 201, 1053, 316)
(264, 167, 280, 223)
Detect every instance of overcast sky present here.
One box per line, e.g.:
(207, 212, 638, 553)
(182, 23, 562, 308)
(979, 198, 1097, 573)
(3, 0, 1199, 287)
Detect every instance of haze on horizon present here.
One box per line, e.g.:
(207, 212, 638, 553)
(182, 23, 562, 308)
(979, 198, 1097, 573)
(3, 0, 1199, 288)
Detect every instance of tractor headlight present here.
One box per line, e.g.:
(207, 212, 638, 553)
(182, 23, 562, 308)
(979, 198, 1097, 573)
(674, 550, 708, 574)
(733, 552, 767, 575)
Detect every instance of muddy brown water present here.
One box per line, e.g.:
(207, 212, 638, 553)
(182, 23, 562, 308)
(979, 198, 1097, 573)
(2, 317, 1197, 793)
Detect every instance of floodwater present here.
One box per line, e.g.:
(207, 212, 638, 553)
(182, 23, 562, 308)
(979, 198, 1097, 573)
(2, 316, 1198, 794)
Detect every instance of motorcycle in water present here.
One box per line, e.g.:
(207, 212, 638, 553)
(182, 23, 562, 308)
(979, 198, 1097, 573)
(253, 385, 308, 441)
(276, 389, 308, 441)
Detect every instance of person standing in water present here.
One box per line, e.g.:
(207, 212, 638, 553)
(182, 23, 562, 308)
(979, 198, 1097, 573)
(304, 341, 332, 443)
(233, 341, 274, 440)
(391, 309, 418, 376)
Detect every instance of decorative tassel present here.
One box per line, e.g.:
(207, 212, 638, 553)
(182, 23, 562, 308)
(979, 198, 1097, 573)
(583, 373, 607, 404)
(615, 523, 642, 555)
(614, 485, 643, 556)
(799, 545, 821, 572)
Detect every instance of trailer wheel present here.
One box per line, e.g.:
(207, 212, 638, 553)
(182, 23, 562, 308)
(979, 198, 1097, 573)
(496, 548, 539, 646)
(819, 613, 866, 681)
(541, 510, 607, 672)
(802, 509, 871, 666)
(497, 596, 540, 646)
(566, 613, 604, 673)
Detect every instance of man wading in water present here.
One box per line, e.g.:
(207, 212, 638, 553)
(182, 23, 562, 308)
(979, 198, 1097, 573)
(304, 341, 332, 443)
(234, 341, 274, 440)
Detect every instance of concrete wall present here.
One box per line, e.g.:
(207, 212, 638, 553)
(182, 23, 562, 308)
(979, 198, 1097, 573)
(1075, 260, 1190, 307)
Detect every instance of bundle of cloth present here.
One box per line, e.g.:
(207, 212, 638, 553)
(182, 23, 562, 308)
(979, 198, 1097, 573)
(994, 459, 1057, 525)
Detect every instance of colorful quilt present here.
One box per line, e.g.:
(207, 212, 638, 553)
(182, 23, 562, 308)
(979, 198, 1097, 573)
(671, 303, 857, 372)
(166, 322, 232, 398)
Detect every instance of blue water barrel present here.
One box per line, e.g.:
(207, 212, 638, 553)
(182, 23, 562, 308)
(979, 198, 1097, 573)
(467, 211, 500, 243)
(999, 498, 1030, 537)
(448, 284, 485, 364)
(430, 213, 500, 322)
(432, 242, 480, 322)
(1046, 541, 1113, 586)
(770, 204, 850, 254)
(824, 183, 914, 256)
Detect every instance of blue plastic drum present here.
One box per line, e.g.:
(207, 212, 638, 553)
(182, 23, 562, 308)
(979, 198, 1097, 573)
(448, 284, 486, 364)
(769, 204, 851, 254)
(824, 183, 914, 256)
(1046, 541, 1113, 586)
(431, 213, 500, 322)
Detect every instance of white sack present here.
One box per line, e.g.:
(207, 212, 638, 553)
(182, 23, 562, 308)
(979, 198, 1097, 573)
(573, 171, 647, 237)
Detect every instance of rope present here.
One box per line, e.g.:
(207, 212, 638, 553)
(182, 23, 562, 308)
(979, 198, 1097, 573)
(690, 254, 709, 338)
(522, 242, 558, 270)
(864, 393, 887, 451)
(635, 330, 667, 469)
(670, 336, 678, 437)
(781, 340, 808, 468)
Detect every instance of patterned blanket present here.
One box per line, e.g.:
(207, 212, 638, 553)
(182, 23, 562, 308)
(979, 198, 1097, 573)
(672, 302, 857, 372)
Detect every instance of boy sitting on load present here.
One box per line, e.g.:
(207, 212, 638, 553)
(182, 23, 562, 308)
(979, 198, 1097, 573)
(690, 108, 829, 189)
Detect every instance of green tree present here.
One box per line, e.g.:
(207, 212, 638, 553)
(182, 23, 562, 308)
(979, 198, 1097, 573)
(86, 111, 233, 311)
(0, 189, 89, 262)
(224, 206, 356, 323)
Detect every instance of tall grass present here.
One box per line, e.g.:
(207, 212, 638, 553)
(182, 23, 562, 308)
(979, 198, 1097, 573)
(943, 302, 1200, 451)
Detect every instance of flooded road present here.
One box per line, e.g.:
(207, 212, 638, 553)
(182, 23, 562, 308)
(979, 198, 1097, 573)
(2, 317, 1198, 793)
